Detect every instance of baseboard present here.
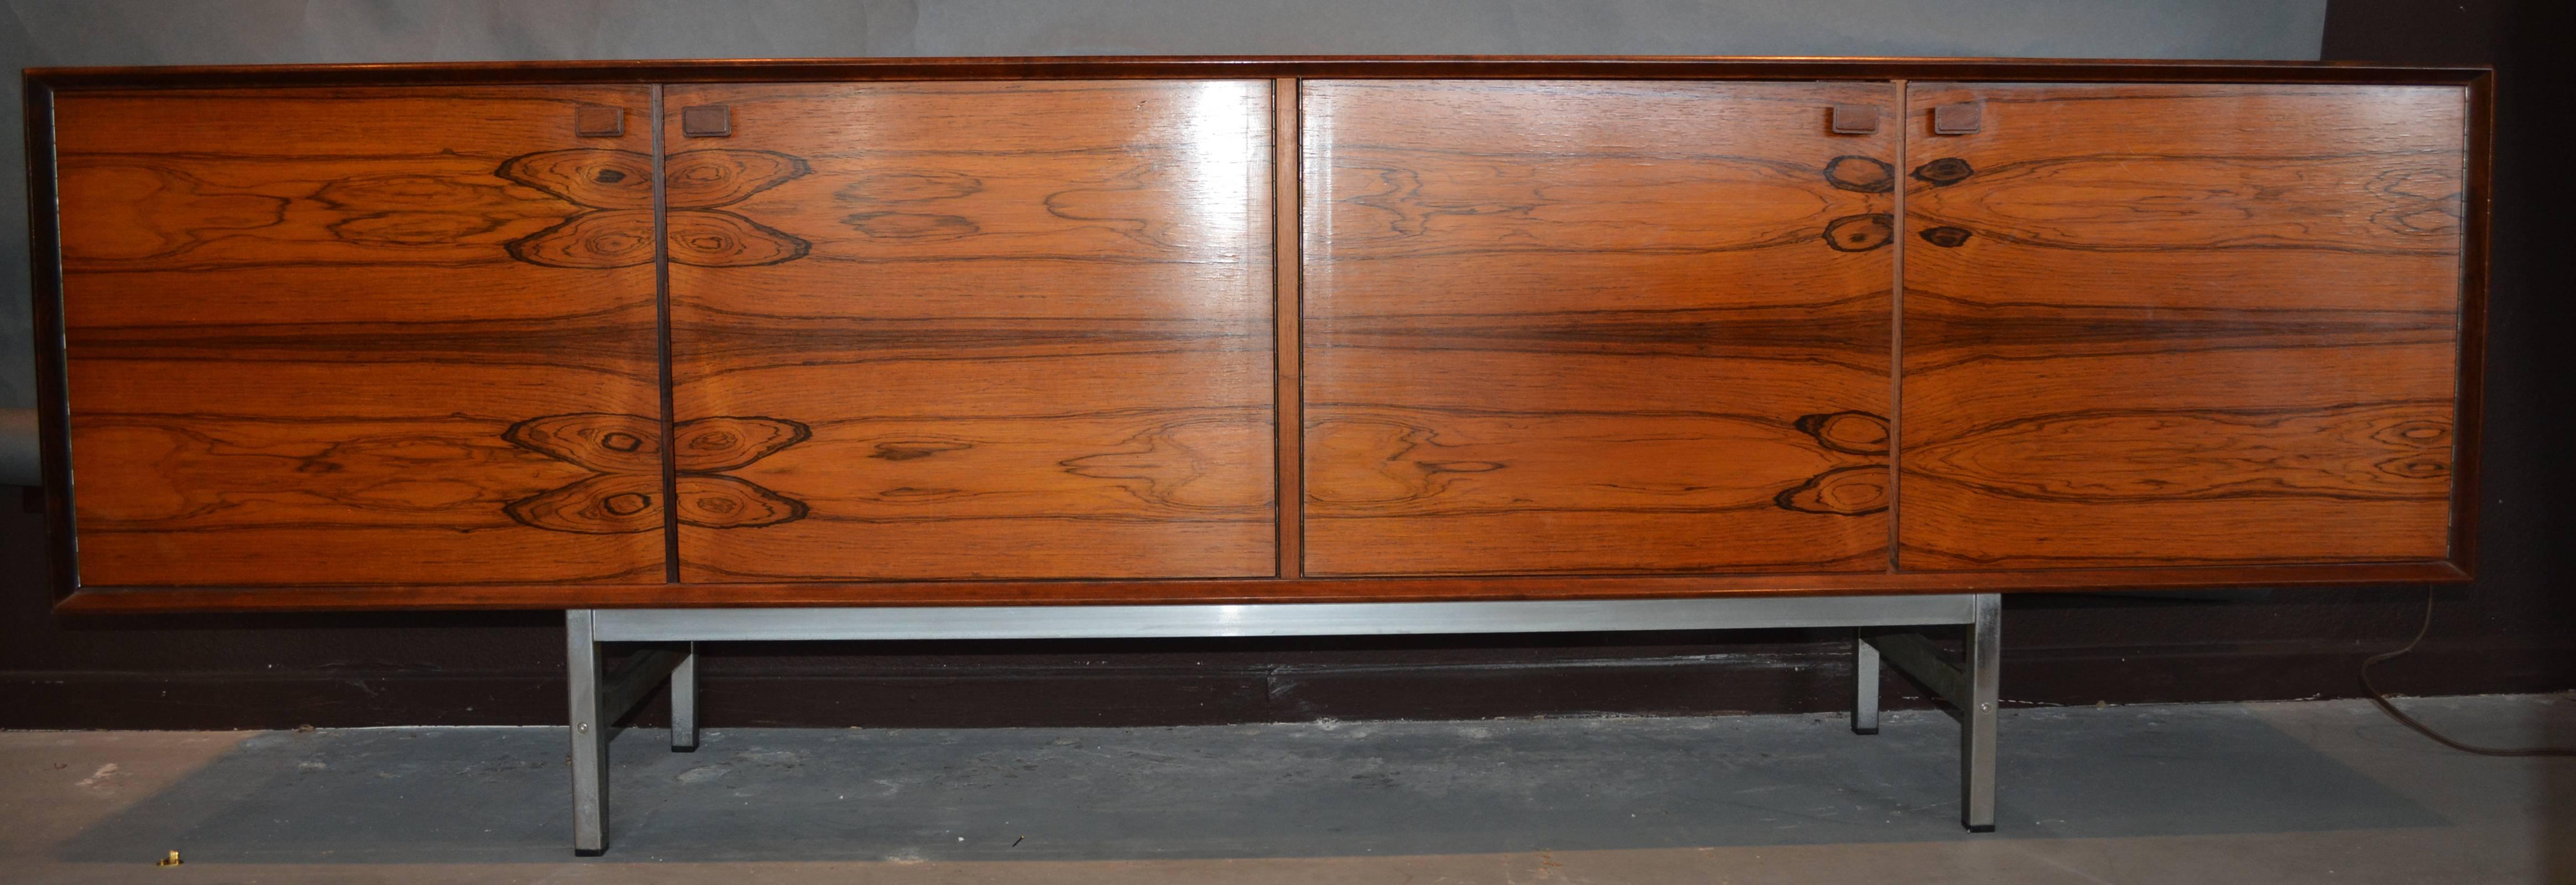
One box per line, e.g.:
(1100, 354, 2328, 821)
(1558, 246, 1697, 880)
(2, 640, 2566, 730)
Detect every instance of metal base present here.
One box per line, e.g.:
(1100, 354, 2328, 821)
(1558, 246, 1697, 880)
(1859, 592, 2003, 831)
(565, 594, 2003, 855)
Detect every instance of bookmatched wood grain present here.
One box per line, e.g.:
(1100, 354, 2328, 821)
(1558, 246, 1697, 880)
(661, 81, 1278, 581)
(28, 62, 2486, 611)
(1301, 80, 1899, 576)
(51, 86, 670, 586)
(1898, 83, 2468, 569)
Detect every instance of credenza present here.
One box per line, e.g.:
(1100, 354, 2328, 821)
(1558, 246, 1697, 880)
(23, 57, 2489, 853)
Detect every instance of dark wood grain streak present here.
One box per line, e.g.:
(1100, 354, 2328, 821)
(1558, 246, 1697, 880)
(662, 80, 1277, 581)
(64, 314, 658, 373)
(24, 61, 2487, 611)
(1275, 77, 1305, 579)
(1311, 303, 1890, 371)
(652, 82, 682, 582)
(50, 86, 671, 586)
(1901, 294, 2458, 373)
(1896, 82, 2468, 570)
(50, 561, 2473, 614)
(1302, 80, 1897, 576)
(662, 309, 1262, 377)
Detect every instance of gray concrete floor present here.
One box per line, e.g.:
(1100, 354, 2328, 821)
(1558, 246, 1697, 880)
(2, 694, 2571, 883)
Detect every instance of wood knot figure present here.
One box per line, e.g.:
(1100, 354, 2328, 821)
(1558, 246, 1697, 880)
(497, 148, 813, 268)
(503, 413, 812, 533)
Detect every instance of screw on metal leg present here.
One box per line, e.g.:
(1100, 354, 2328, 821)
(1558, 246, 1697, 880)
(567, 610, 609, 856)
(1961, 594, 2001, 832)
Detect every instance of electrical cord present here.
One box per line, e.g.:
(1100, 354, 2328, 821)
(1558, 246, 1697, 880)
(2358, 587, 2576, 757)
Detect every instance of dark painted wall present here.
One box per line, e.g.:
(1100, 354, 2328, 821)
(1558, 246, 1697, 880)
(4, 0, 2567, 730)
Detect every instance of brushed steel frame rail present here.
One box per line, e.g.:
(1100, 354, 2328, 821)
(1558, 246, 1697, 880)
(563, 593, 2003, 855)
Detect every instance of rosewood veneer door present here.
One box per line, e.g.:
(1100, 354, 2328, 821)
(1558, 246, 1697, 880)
(662, 81, 1276, 581)
(1302, 81, 1899, 576)
(51, 87, 668, 586)
(1899, 84, 2467, 569)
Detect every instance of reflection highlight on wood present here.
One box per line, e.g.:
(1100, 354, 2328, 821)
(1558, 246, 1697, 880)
(1303, 80, 1899, 576)
(38, 70, 2480, 606)
(662, 80, 1277, 581)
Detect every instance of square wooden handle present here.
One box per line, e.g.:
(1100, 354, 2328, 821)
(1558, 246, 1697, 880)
(1933, 102, 1983, 135)
(681, 105, 732, 138)
(1830, 104, 1879, 135)
(573, 105, 624, 137)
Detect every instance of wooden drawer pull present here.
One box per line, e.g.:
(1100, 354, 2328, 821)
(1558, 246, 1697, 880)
(1829, 103, 1879, 135)
(1932, 101, 1982, 135)
(573, 105, 624, 137)
(682, 105, 732, 137)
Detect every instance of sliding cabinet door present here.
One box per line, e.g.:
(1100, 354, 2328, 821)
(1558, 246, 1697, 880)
(1898, 84, 2468, 569)
(1302, 81, 1899, 576)
(662, 81, 1277, 581)
(52, 86, 668, 586)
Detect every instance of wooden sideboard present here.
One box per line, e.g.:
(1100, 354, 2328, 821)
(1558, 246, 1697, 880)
(23, 58, 2489, 613)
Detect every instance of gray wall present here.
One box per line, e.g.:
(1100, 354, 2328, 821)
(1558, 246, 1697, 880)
(0, 0, 2326, 409)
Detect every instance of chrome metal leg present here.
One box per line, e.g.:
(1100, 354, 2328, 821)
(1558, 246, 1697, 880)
(564, 622, 689, 855)
(1857, 593, 2004, 832)
(1961, 593, 2002, 832)
(1852, 629, 1881, 735)
(670, 641, 698, 752)
(566, 610, 608, 856)
(566, 595, 2000, 853)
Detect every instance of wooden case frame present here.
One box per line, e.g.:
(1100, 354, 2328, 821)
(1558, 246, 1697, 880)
(22, 56, 2493, 613)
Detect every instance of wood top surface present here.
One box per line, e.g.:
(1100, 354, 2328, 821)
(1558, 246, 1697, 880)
(23, 56, 2489, 90)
